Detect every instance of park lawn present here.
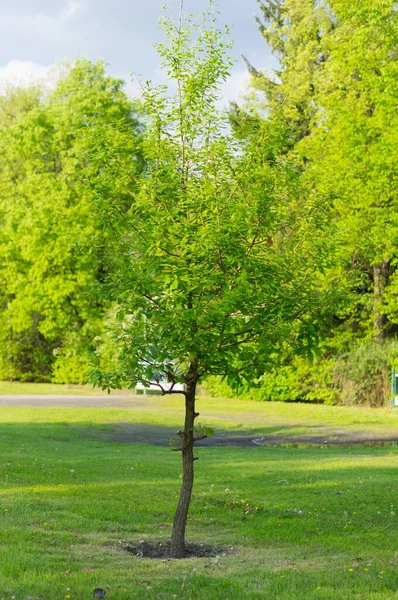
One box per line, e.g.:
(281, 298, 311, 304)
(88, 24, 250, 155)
(2, 380, 398, 434)
(2, 378, 398, 429)
(0, 382, 103, 396)
(0, 402, 397, 598)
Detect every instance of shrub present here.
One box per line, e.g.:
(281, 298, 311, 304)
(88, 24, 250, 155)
(333, 342, 391, 407)
(203, 341, 392, 407)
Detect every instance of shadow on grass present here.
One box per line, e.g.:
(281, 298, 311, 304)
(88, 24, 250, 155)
(0, 419, 398, 448)
(88, 421, 398, 447)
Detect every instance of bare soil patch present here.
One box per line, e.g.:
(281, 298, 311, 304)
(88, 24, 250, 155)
(124, 539, 227, 559)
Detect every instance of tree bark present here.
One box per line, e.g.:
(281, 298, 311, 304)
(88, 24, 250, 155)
(373, 260, 390, 340)
(170, 371, 198, 558)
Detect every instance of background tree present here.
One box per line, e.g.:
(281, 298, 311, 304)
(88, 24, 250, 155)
(231, 0, 331, 143)
(225, 0, 398, 406)
(90, 3, 341, 558)
(0, 60, 143, 381)
(301, 0, 398, 340)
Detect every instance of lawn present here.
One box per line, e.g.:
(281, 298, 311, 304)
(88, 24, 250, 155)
(0, 394, 398, 599)
(0, 382, 109, 395)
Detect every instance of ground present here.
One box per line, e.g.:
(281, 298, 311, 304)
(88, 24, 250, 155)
(0, 387, 398, 599)
(1, 392, 397, 446)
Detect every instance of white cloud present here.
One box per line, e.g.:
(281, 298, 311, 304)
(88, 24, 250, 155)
(0, 60, 66, 95)
(123, 77, 141, 99)
(0, 61, 51, 92)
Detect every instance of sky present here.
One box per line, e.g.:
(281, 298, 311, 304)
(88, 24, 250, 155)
(0, 0, 277, 104)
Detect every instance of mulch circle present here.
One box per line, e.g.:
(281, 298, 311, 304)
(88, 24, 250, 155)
(124, 539, 228, 559)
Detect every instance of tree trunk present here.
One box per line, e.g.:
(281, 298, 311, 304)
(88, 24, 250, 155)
(373, 260, 390, 340)
(170, 374, 198, 558)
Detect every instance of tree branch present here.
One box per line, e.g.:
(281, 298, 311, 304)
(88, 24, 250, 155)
(215, 329, 256, 351)
(139, 378, 186, 396)
(179, 0, 184, 30)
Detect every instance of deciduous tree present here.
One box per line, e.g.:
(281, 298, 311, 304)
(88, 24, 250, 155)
(0, 60, 143, 381)
(91, 3, 340, 557)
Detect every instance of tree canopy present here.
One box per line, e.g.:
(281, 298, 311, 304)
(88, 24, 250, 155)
(0, 59, 143, 382)
(87, 3, 343, 557)
(224, 0, 398, 406)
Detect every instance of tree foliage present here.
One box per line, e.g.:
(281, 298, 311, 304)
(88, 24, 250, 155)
(90, 6, 341, 393)
(235, 0, 398, 405)
(89, 2, 342, 556)
(0, 60, 143, 381)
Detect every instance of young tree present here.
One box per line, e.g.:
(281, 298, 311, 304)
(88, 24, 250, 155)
(91, 2, 340, 557)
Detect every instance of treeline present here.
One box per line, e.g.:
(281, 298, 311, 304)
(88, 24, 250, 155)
(0, 0, 397, 406)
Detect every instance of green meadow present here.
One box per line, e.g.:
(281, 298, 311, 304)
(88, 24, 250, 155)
(0, 392, 397, 599)
(0, 382, 108, 396)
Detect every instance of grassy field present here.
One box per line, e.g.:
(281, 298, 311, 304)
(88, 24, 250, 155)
(0, 392, 398, 598)
(0, 381, 112, 395)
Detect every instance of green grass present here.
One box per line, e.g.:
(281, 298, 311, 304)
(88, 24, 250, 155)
(0, 397, 398, 598)
(0, 381, 103, 395)
(3, 380, 398, 432)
